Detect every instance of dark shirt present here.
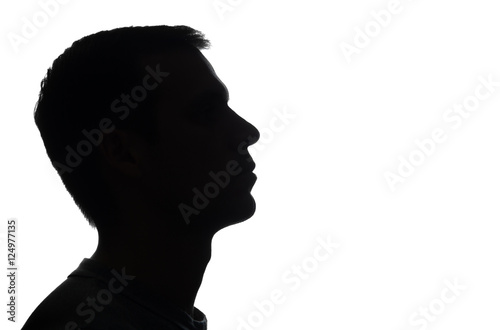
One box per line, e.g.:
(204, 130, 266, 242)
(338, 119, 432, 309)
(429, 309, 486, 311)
(21, 258, 208, 330)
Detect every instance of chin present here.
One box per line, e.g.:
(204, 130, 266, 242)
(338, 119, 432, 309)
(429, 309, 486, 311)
(189, 194, 256, 233)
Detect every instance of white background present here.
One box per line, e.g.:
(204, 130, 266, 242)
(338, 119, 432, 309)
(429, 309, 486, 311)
(1, 0, 500, 329)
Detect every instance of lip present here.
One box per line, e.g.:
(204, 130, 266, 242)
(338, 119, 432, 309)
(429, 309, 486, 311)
(240, 161, 256, 173)
(247, 162, 256, 172)
(243, 172, 257, 185)
(237, 171, 257, 192)
(237, 169, 256, 179)
(242, 171, 256, 178)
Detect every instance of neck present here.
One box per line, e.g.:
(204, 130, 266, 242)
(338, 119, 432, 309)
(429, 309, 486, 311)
(90, 218, 213, 318)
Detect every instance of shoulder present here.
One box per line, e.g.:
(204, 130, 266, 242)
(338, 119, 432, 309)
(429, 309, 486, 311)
(22, 276, 111, 330)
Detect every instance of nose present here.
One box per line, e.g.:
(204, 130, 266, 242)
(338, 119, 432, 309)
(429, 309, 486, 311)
(228, 111, 260, 154)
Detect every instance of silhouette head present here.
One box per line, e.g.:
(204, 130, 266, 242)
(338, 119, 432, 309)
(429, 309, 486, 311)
(34, 25, 260, 236)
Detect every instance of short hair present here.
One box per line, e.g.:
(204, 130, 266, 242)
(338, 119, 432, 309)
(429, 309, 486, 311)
(34, 25, 210, 229)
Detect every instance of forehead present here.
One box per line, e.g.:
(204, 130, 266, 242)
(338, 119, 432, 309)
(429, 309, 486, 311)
(142, 47, 228, 110)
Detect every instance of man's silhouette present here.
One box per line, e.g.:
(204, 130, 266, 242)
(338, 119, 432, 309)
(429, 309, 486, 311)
(22, 25, 260, 330)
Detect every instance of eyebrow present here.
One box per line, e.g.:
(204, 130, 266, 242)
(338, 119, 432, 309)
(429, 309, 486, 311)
(191, 84, 230, 107)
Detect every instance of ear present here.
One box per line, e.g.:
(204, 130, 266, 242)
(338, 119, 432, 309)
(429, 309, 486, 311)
(97, 129, 148, 178)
